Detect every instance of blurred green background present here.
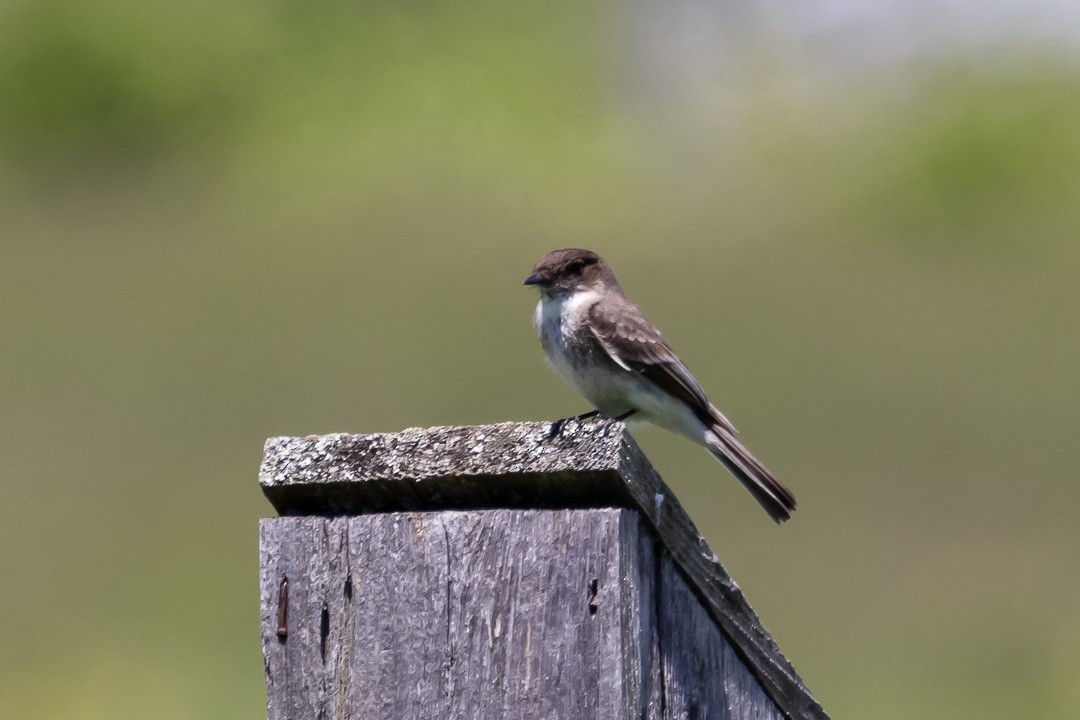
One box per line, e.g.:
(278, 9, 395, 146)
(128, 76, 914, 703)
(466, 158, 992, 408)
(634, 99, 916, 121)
(2, 1, 1079, 718)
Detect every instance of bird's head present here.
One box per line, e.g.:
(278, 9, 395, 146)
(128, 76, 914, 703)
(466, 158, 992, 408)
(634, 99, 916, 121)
(523, 248, 619, 299)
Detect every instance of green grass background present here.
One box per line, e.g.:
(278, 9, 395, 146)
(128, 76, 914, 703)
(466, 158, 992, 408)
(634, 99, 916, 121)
(2, 2, 1079, 718)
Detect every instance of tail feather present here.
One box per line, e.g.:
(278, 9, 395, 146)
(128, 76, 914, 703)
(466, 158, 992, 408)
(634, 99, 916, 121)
(705, 423, 796, 523)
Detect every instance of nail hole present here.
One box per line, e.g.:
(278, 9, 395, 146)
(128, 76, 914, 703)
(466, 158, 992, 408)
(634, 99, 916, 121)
(588, 577, 599, 616)
(344, 575, 353, 600)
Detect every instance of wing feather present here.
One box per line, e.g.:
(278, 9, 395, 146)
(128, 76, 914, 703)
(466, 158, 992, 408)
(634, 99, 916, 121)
(587, 299, 737, 434)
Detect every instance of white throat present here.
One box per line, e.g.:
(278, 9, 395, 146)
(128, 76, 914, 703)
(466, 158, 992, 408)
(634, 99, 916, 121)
(534, 288, 602, 338)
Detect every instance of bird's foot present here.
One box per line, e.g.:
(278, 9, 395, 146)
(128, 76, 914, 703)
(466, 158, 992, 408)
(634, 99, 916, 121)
(547, 409, 636, 439)
(548, 410, 601, 439)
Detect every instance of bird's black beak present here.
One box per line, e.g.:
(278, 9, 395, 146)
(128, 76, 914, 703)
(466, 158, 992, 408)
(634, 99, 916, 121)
(523, 272, 546, 286)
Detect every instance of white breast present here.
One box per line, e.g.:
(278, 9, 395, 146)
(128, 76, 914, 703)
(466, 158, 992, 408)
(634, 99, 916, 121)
(534, 289, 636, 416)
(535, 289, 599, 338)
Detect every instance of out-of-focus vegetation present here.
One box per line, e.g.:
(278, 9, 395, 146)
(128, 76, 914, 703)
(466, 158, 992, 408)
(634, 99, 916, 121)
(2, 1, 1078, 718)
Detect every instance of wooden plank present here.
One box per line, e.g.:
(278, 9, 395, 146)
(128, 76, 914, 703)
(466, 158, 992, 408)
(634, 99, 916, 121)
(344, 513, 451, 717)
(262, 515, 454, 719)
(439, 509, 628, 719)
(657, 551, 784, 720)
(261, 509, 653, 720)
(618, 509, 661, 720)
(259, 422, 827, 720)
(259, 422, 633, 517)
(260, 517, 352, 720)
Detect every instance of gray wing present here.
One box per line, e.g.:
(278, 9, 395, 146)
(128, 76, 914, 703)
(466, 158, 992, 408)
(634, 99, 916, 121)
(587, 298, 737, 434)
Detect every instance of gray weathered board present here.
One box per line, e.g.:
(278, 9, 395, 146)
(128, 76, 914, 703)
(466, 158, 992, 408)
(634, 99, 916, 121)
(259, 421, 827, 720)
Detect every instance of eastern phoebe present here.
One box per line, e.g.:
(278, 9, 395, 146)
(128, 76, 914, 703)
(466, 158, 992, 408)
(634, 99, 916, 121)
(524, 248, 796, 522)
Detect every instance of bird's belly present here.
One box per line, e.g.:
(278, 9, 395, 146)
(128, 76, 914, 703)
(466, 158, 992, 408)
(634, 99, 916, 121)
(556, 360, 637, 417)
(558, 360, 707, 445)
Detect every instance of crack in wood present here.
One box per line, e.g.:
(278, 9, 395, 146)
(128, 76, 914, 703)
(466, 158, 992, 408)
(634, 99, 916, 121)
(319, 604, 330, 664)
(441, 519, 455, 709)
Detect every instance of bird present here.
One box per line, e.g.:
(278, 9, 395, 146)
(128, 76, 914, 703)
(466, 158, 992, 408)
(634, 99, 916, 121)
(523, 248, 796, 522)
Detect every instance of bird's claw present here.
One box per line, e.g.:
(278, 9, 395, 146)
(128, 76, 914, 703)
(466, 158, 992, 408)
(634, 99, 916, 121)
(547, 410, 601, 439)
(547, 409, 637, 439)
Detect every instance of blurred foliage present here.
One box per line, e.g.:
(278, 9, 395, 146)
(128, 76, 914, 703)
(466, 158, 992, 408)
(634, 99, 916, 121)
(2, 1, 1079, 719)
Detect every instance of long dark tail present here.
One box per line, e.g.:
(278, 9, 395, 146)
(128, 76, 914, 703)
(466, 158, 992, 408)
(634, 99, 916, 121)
(705, 423, 797, 523)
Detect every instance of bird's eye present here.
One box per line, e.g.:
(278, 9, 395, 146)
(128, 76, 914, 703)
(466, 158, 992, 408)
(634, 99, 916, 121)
(567, 261, 585, 275)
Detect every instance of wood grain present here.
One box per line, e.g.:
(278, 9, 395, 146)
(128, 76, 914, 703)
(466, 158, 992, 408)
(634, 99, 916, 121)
(259, 422, 827, 719)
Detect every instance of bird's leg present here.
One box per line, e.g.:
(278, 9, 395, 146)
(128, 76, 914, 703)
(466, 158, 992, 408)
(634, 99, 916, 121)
(610, 409, 637, 423)
(548, 409, 601, 438)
